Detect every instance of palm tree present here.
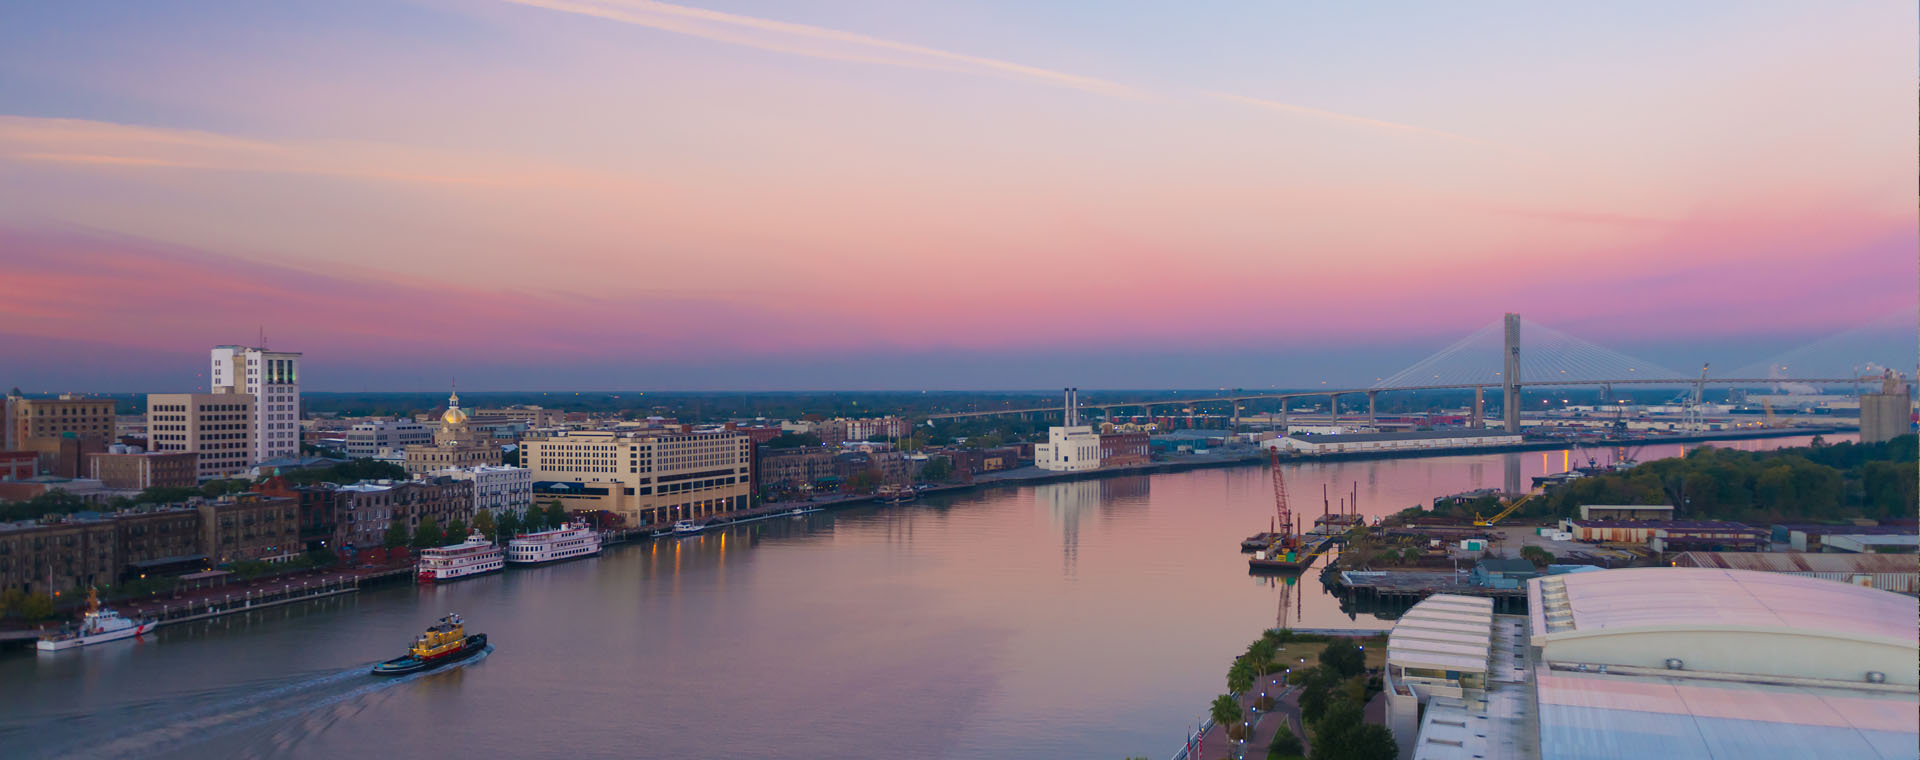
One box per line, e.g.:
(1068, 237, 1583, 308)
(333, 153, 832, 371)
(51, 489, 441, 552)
(1245, 638, 1278, 675)
(1228, 658, 1256, 694)
(1210, 693, 1243, 739)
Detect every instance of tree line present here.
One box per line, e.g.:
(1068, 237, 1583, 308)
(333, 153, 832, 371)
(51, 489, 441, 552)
(1529, 435, 1916, 522)
(384, 502, 570, 548)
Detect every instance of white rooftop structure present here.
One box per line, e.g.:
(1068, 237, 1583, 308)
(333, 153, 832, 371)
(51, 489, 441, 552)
(1388, 595, 1494, 676)
(1527, 567, 1919, 760)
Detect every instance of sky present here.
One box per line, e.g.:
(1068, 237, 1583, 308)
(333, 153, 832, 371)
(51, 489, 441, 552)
(0, 0, 1914, 392)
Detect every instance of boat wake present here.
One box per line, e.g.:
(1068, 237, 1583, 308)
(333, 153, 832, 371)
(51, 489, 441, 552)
(33, 647, 493, 760)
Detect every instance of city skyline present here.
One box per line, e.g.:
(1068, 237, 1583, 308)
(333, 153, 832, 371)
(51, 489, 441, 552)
(2, 1, 1915, 390)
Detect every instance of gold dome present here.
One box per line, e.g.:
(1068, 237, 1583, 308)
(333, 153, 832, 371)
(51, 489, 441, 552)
(442, 391, 467, 425)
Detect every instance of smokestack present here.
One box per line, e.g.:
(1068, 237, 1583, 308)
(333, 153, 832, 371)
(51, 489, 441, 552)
(1064, 388, 1073, 427)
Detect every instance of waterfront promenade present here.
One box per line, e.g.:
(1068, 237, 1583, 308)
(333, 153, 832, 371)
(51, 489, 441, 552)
(1185, 677, 1306, 760)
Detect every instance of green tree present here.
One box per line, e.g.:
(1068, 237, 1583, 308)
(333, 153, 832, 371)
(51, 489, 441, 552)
(444, 518, 469, 545)
(0, 587, 23, 617)
(521, 506, 546, 532)
(1294, 665, 1344, 724)
(305, 547, 339, 567)
(474, 510, 498, 543)
(496, 510, 522, 539)
(1268, 722, 1306, 760)
(1520, 545, 1555, 567)
(1210, 693, 1244, 740)
(919, 456, 955, 483)
(1320, 637, 1366, 679)
(412, 517, 443, 548)
(766, 432, 823, 449)
(848, 470, 881, 493)
(1309, 698, 1396, 760)
(18, 592, 55, 621)
(384, 520, 410, 548)
(546, 502, 569, 527)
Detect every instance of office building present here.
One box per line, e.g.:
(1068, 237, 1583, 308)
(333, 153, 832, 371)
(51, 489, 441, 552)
(210, 345, 302, 464)
(521, 429, 752, 527)
(436, 464, 532, 518)
(344, 419, 432, 458)
(3, 391, 117, 476)
(146, 392, 256, 480)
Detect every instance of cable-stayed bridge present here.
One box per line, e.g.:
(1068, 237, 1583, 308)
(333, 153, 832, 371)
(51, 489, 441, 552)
(925, 313, 1887, 430)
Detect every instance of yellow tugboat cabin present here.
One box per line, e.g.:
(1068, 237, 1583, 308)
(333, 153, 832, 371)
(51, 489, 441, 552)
(411, 614, 467, 659)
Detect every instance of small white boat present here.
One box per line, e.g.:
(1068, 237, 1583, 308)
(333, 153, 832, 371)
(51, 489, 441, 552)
(36, 590, 157, 652)
(672, 520, 703, 534)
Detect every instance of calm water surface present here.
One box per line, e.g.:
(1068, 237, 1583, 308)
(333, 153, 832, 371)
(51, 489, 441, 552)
(0, 434, 1848, 759)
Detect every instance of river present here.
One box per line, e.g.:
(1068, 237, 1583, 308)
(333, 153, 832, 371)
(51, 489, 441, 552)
(0, 433, 1850, 759)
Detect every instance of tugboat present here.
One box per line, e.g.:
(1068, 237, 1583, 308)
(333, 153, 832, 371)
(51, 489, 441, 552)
(35, 589, 158, 652)
(371, 613, 489, 676)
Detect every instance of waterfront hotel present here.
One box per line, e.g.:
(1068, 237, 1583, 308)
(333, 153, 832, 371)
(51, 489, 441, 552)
(520, 429, 752, 527)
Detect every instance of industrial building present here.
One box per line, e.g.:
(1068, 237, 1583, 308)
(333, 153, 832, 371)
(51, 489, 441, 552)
(1035, 388, 1099, 472)
(1670, 551, 1919, 594)
(1575, 504, 1672, 521)
(1858, 370, 1914, 444)
(1559, 519, 1767, 551)
(1390, 568, 1919, 760)
(1265, 430, 1522, 456)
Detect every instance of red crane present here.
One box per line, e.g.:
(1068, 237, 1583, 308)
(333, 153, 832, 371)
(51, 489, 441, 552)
(1270, 447, 1295, 546)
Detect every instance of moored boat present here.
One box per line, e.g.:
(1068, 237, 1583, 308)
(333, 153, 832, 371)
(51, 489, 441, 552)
(671, 520, 703, 534)
(874, 484, 915, 504)
(371, 613, 489, 676)
(505, 522, 602, 565)
(418, 530, 505, 583)
(36, 589, 157, 652)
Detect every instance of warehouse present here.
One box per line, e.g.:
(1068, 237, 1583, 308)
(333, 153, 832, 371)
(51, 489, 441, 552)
(1264, 430, 1522, 456)
(1671, 551, 1919, 593)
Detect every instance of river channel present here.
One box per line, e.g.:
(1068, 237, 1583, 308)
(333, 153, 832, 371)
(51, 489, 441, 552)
(0, 434, 1848, 759)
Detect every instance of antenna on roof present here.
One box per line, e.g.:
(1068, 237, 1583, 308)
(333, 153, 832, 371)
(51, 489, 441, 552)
(258, 325, 268, 350)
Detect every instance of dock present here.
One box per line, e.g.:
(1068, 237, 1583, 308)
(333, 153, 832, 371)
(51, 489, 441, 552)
(1331, 569, 1529, 610)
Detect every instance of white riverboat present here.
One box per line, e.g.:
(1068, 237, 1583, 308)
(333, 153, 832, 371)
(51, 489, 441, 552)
(417, 530, 506, 583)
(505, 522, 602, 565)
(36, 590, 157, 652)
(671, 520, 703, 534)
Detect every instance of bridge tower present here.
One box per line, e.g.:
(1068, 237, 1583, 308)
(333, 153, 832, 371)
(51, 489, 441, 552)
(1503, 313, 1522, 433)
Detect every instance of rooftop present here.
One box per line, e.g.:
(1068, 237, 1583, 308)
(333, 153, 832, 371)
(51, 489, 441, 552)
(1567, 519, 1761, 530)
(1528, 567, 1917, 645)
(1286, 429, 1518, 443)
(1388, 594, 1493, 675)
(1535, 669, 1918, 760)
(1673, 551, 1918, 574)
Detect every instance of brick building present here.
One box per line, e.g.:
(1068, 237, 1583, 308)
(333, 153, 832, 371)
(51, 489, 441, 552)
(198, 494, 301, 564)
(757, 447, 837, 495)
(88, 450, 199, 490)
(1098, 431, 1151, 467)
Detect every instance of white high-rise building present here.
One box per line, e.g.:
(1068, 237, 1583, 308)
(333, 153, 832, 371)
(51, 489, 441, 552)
(210, 345, 302, 465)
